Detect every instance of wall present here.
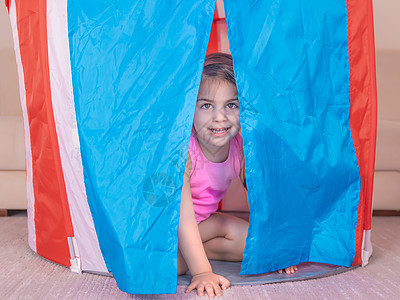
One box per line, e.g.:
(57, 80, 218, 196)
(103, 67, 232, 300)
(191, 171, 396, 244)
(373, 0, 400, 51)
(0, 6, 21, 116)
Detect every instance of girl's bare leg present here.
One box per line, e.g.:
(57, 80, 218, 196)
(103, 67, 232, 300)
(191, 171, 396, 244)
(198, 212, 249, 261)
(177, 212, 248, 275)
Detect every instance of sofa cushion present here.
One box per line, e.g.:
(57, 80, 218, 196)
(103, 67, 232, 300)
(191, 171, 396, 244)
(375, 120, 400, 171)
(0, 116, 25, 170)
(0, 171, 26, 209)
(373, 171, 400, 210)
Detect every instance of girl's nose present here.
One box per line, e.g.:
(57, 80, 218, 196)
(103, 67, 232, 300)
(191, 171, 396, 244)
(213, 106, 227, 122)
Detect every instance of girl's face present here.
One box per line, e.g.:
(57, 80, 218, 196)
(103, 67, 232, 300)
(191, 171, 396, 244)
(193, 79, 240, 155)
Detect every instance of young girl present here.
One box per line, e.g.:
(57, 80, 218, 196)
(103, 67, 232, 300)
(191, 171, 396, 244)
(178, 53, 297, 298)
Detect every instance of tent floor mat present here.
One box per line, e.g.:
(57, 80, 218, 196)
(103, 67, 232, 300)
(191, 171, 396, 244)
(177, 261, 358, 286)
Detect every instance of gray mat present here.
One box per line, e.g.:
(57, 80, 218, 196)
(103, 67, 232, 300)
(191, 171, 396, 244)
(177, 261, 357, 286)
(2, 216, 400, 299)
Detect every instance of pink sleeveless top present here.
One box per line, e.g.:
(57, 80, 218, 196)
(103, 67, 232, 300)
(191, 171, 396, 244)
(188, 130, 244, 223)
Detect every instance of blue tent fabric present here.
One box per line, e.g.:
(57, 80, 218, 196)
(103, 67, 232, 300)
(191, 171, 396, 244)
(67, 0, 360, 294)
(68, 0, 217, 293)
(224, 0, 360, 274)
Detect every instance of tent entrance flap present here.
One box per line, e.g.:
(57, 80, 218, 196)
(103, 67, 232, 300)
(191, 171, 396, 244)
(67, 0, 217, 294)
(223, 0, 360, 274)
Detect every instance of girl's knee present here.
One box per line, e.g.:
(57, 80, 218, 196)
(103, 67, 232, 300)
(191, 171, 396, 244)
(201, 214, 248, 261)
(220, 214, 249, 241)
(222, 218, 248, 260)
(204, 212, 249, 243)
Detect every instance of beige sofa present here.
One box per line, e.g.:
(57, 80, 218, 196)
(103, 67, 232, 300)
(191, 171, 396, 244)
(0, 8, 26, 216)
(0, 51, 26, 215)
(373, 51, 400, 211)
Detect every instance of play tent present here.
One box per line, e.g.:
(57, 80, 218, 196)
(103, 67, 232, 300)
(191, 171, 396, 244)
(5, 0, 377, 295)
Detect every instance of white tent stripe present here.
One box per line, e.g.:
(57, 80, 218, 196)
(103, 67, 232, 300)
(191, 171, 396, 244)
(46, 0, 107, 273)
(8, 0, 37, 253)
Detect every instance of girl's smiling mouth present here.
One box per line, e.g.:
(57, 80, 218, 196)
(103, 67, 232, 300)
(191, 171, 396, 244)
(210, 127, 230, 136)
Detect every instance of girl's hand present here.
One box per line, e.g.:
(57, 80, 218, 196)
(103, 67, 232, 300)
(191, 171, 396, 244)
(278, 265, 298, 274)
(186, 272, 230, 297)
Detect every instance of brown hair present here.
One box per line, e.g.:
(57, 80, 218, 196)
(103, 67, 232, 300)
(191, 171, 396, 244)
(201, 53, 236, 86)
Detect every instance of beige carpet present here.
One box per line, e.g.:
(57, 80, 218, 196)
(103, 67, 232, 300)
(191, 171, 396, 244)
(1, 216, 399, 299)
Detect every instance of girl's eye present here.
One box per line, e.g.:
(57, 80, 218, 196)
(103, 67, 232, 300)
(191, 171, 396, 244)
(201, 103, 213, 110)
(227, 103, 239, 109)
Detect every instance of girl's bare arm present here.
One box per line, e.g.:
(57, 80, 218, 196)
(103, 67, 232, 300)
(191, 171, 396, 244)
(179, 154, 230, 297)
(179, 155, 212, 275)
